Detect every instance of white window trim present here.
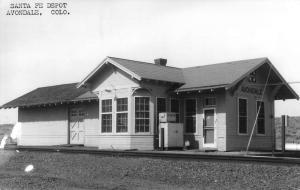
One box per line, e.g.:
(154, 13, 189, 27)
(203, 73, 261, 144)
(256, 100, 266, 136)
(134, 96, 151, 134)
(170, 98, 180, 123)
(100, 98, 113, 134)
(237, 97, 248, 135)
(184, 98, 197, 135)
(116, 97, 129, 134)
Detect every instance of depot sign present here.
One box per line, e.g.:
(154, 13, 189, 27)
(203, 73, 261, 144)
(241, 86, 263, 95)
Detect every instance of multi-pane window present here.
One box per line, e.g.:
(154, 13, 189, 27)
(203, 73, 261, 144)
(116, 98, 128, 133)
(238, 98, 247, 134)
(170, 99, 180, 123)
(101, 99, 112, 133)
(135, 97, 150, 133)
(256, 101, 265, 135)
(185, 99, 196, 133)
(204, 97, 216, 107)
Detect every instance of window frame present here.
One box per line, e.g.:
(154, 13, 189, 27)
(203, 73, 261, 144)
(134, 96, 151, 134)
(100, 98, 113, 134)
(184, 98, 197, 134)
(170, 98, 180, 123)
(116, 97, 128, 133)
(237, 97, 248, 135)
(256, 100, 266, 136)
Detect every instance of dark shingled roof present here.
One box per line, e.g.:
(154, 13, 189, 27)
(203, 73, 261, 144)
(108, 57, 185, 83)
(1, 83, 98, 108)
(1, 56, 298, 108)
(179, 57, 267, 91)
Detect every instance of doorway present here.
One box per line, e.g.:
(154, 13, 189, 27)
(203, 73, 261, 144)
(203, 108, 216, 147)
(69, 108, 85, 145)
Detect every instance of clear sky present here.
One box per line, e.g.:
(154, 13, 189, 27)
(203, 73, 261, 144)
(1, 0, 300, 123)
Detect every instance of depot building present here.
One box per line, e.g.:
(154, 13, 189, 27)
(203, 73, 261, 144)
(1, 57, 298, 151)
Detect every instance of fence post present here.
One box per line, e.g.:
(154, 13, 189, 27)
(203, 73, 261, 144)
(281, 115, 286, 153)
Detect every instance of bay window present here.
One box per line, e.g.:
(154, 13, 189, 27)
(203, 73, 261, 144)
(101, 99, 112, 133)
(135, 97, 150, 133)
(116, 98, 128, 133)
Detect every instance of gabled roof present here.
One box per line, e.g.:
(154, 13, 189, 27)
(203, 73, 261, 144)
(108, 57, 185, 83)
(0, 83, 98, 109)
(1, 56, 298, 109)
(178, 57, 267, 91)
(77, 56, 185, 87)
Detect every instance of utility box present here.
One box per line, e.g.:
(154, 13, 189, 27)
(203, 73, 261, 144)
(158, 113, 183, 149)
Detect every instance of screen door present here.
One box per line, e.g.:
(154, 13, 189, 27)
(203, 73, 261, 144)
(203, 108, 215, 146)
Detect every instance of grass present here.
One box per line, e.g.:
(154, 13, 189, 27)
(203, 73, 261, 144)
(0, 150, 300, 189)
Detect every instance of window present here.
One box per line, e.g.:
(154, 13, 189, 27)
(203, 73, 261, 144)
(116, 98, 128, 133)
(256, 101, 265, 135)
(170, 99, 180, 122)
(185, 99, 196, 133)
(101, 99, 112, 133)
(238, 98, 247, 134)
(204, 97, 216, 107)
(135, 97, 150, 133)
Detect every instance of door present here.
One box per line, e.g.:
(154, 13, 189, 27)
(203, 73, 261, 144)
(69, 108, 85, 145)
(156, 98, 167, 148)
(203, 108, 216, 147)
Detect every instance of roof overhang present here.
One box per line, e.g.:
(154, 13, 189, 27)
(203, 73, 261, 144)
(0, 97, 99, 109)
(175, 84, 226, 93)
(226, 58, 299, 100)
(77, 57, 142, 88)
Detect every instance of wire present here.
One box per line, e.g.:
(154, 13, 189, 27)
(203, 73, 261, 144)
(245, 82, 300, 86)
(246, 67, 272, 154)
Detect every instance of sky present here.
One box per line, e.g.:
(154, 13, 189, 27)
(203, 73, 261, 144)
(1, 0, 300, 124)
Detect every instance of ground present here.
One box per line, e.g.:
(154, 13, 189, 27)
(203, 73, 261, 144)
(0, 150, 299, 190)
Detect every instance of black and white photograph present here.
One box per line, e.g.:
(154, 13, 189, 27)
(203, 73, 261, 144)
(1, 0, 300, 189)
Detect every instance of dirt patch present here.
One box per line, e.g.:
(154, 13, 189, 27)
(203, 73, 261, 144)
(0, 150, 300, 189)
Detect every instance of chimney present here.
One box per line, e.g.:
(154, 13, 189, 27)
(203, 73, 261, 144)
(154, 58, 167, 66)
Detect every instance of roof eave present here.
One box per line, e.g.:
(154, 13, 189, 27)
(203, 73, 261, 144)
(0, 97, 99, 109)
(225, 58, 267, 90)
(176, 84, 227, 92)
(77, 57, 142, 88)
(265, 59, 299, 100)
(225, 58, 299, 100)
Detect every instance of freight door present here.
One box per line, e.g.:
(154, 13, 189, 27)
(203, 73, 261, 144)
(69, 108, 85, 145)
(203, 108, 216, 147)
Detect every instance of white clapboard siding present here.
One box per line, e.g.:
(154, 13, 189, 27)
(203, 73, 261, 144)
(18, 105, 68, 146)
(99, 135, 154, 150)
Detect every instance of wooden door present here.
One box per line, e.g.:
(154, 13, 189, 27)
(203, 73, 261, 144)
(69, 108, 85, 145)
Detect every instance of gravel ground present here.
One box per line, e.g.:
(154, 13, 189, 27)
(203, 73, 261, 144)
(0, 150, 300, 190)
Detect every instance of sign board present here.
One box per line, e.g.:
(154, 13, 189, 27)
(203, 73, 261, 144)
(241, 86, 262, 95)
(159, 112, 177, 123)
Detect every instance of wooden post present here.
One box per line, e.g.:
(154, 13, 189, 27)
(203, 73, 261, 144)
(161, 128, 165, 150)
(281, 115, 286, 153)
